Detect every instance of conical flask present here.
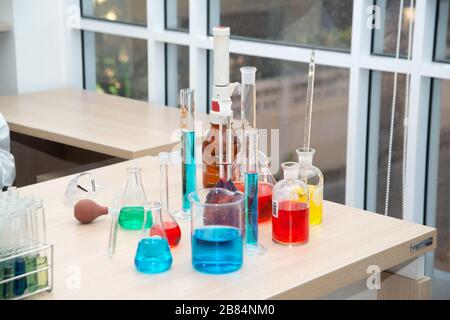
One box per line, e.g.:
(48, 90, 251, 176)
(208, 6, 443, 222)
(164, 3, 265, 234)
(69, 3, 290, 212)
(233, 66, 276, 223)
(135, 201, 173, 274)
(152, 152, 181, 248)
(118, 167, 150, 230)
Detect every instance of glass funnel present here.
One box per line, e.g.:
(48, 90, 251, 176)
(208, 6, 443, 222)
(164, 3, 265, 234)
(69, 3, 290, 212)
(118, 167, 149, 230)
(297, 148, 324, 225)
(272, 162, 309, 246)
(134, 202, 173, 274)
(189, 188, 244, 274)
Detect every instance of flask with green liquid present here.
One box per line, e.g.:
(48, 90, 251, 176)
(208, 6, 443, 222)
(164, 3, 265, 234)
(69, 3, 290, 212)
(118, 167, 151, 230)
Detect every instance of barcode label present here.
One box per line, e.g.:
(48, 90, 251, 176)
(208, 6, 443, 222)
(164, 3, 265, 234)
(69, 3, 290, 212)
(272, 201, 278, 218)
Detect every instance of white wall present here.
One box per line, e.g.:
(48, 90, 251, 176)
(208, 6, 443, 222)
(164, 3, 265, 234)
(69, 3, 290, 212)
(0, 0, 18, 95)
(0, 0, 83, 95)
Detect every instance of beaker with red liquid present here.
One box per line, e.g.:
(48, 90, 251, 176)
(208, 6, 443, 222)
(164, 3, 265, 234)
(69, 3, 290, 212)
(272, 162, 310, 246)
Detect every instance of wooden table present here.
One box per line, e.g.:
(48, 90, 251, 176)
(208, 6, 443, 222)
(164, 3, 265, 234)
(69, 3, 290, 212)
(17, 156, 436, 299)
(0, 89, 209, 159)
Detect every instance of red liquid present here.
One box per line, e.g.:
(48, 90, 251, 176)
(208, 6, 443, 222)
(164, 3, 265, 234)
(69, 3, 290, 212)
(272, 201, 309, 245)
(150, 222, 181, 248)
(235, 182, 273, 223)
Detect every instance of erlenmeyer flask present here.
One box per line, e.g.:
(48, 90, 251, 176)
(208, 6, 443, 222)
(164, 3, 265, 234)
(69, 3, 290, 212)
(118, 167, 150, 230)
(135, 202, 173, 274)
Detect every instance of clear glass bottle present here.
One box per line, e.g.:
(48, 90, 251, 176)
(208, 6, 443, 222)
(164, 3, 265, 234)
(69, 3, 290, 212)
(297, 148, 324, 225)
(272, 162, 309, 245)
(135, 202, 173, 274)
(118, 167, 150, 230)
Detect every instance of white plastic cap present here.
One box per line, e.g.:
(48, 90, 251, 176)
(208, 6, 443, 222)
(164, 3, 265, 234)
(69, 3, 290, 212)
(241, 66, 257, 85)
(212, 26, 230, 36)
(218, 99, 232, 116)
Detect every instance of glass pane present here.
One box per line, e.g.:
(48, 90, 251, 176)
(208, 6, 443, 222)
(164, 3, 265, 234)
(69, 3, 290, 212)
(372, 0, 415, 57)
(166, 44, 189, 107)
(209, 0, 353, 51)
(81, 0, 147, 25)
(208, 53, 349, 203)
(165, 0, 189, 31)
(367, 71, 407, 218)
(83, 32, 148, 101)
(435, 0, 450, 62)
(427, 80, 450, 284)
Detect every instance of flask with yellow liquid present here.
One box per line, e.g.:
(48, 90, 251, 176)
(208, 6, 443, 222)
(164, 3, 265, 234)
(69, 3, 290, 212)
(296, 148, 323, 225)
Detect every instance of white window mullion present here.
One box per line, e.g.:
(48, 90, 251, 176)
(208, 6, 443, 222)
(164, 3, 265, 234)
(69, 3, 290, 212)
(147, 0, 166, 106)
(189, 0, 208, 113)
(345, 0, 373, 208)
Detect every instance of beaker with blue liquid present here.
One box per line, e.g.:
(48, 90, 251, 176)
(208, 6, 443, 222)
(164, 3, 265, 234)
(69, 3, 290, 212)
(189, 188, 244, 274)
(134, 202, 172, 274)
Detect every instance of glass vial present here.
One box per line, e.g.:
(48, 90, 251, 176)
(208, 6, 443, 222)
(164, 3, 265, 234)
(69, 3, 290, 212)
(180, 89, 197, 219)
(297, 148, 324, 225)
(118, 167, 149, 230)
(272, 162, 309, 245)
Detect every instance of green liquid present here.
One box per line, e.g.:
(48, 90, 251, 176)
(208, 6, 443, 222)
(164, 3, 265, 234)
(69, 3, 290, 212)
(118, 206, 152, 230)
(2, 261, 14, 299)
(25, 255, 38, 293)
(36, 256, 48, 289)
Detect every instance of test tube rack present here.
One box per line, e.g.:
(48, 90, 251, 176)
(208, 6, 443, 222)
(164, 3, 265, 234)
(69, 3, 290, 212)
(0, 241, 53, 300)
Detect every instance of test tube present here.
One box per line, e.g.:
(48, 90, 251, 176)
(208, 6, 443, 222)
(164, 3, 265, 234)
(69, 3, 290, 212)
(179, 89, 196, 220)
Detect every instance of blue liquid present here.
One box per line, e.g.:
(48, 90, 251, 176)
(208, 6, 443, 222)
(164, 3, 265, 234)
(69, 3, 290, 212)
(192, 226, 243, 274)
(182, 130, 196, 213)
(245, 173, 258, 245)
(134, 237, 172, 274)
(13, 258, 27, 296)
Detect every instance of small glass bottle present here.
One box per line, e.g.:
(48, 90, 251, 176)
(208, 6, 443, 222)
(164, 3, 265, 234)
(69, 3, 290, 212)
(118, 167, 150, 230)
(272, 162, 309, 245)
(135, 202, 173, 274)
(297, 148, 324, 225)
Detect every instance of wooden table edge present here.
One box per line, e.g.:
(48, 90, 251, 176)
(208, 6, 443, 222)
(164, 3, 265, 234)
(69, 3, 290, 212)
(268, 229, 437, 300)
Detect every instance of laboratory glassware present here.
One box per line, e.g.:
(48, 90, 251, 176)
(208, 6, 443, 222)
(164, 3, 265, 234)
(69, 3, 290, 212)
(134, 202, 173, 274)
(272, 162, 310, 245)
(202, 26, 239, 188)
(118, 167, 149, 230)
(297, 148, 324, 225)
(215, 99, 237, 192)
(242, 128, 266, 255)
(64, 172, 98, 207)
(233, 66, 276, 223)
(155, 152, 181, 248)
(189, 188, 244, 274)
(179, 89, 197, 221)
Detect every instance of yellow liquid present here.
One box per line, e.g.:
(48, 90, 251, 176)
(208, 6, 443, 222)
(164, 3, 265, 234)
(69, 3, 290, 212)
(296, 185, 323, 225)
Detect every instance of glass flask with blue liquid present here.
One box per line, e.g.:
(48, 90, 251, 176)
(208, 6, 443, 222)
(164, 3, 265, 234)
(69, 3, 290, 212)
(189, 188, 244, 275)
(134, 202, 172, 274)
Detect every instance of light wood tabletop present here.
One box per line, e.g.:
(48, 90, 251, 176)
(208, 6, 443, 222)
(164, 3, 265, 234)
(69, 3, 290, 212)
(0, 89, 209, 159)
(17, 156, 436, 300)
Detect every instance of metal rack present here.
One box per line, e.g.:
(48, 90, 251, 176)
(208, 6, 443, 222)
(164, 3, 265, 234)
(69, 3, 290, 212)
(0, 242, 53, 300)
